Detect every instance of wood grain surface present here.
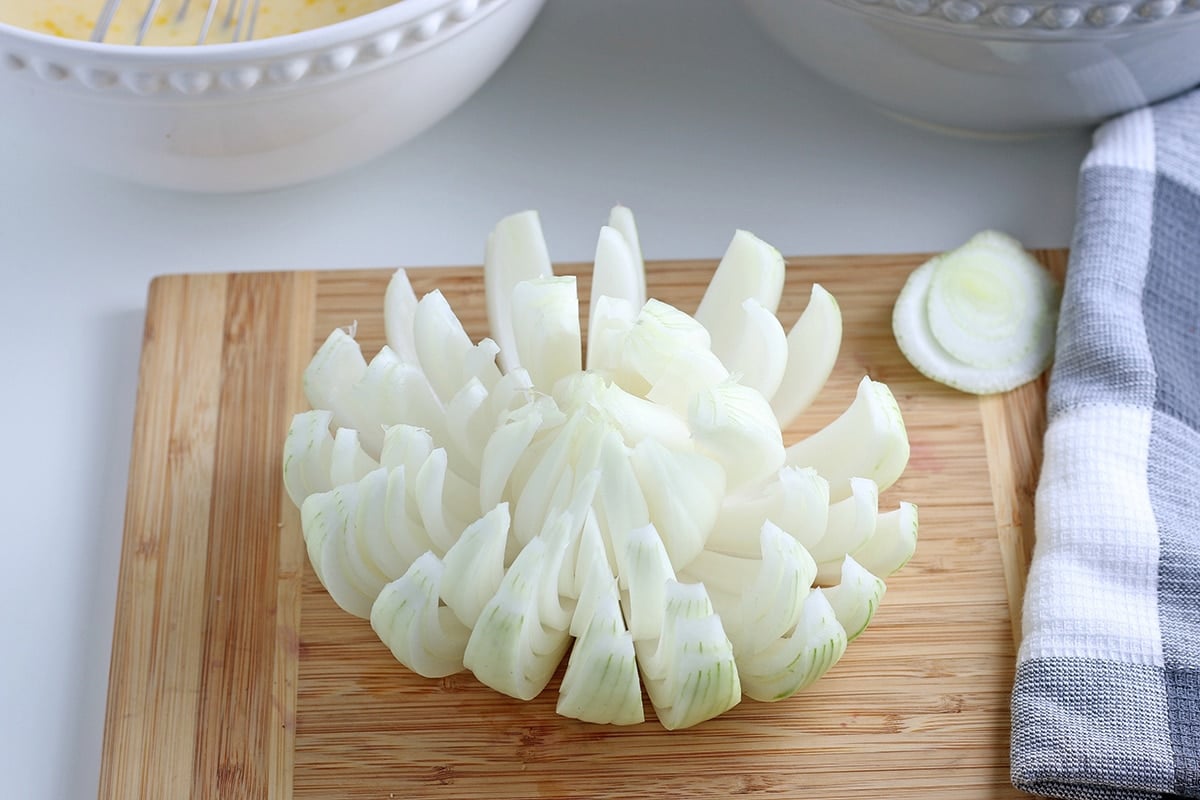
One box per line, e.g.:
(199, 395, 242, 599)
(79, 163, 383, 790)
(98, 250, 1067, 799)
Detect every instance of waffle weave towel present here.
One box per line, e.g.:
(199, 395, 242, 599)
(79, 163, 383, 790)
(1010, 88, 1200, 800)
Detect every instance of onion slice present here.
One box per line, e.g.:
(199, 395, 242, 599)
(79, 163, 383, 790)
(557, 520, 644, 725)
(370, 552, 471, 678)
(635, 581, 741, 730)
(772, 284, 842, 429)
(785, 376, 909, 501)
(738, 589, 847, 702)
(822, 556, 886, 641)
(694, 229, 785, 362)
(484, 210, 554, 373)
(852, 502, 919, 579)
(892, 231, 1059, 395)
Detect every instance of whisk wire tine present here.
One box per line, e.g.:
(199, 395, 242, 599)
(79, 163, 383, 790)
(135, 0, 165, 45)
(93, 0, 262, 46)
(197, 0, 220, 44)
(246, 0, 262, 41)
(232, 0, 252, 42)
(90, 0, 121, 42)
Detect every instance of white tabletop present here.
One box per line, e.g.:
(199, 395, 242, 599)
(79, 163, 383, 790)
(0, 2, 1091, 796)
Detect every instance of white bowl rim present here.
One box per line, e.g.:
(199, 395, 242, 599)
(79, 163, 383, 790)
(804, 0, 1200, 36)
(0, 0, 473, 61)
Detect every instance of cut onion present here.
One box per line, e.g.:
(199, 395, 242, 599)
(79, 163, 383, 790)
(284, 207, 918, 729)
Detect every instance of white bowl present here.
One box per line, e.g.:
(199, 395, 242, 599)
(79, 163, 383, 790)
(0, 0, 544, 192)
(742, 0, 1200, 136)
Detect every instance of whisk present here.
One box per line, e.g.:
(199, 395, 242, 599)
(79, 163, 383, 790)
(90, 0, 262, 45)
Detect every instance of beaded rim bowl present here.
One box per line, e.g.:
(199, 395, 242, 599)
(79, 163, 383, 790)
(0, 0, 507, 98)
(0, 0, 545, 190)
(834, 0, 1200, 35)
(743, 0, 1200, 134)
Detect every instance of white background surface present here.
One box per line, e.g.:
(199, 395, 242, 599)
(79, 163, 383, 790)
(0, 2, 1091, 797)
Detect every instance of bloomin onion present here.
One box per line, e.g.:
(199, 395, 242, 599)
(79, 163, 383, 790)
(283, 207, 918, 729)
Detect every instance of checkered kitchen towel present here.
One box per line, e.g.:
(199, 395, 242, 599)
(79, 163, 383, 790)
(1011, 88, 1200, 799)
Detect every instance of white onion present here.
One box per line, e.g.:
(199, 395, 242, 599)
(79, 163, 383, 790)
(284, 207, 919, 729)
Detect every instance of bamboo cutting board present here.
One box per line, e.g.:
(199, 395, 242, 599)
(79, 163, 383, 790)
(98, 251, 1065, 799)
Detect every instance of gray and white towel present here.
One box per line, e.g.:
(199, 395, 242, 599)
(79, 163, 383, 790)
(1011, 89, 1200, 799)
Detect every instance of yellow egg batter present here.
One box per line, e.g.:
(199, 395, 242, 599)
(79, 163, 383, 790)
(0, 0, 396, 45)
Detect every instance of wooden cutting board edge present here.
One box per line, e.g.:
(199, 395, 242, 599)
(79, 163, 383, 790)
(96, 250, 1064, 799)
